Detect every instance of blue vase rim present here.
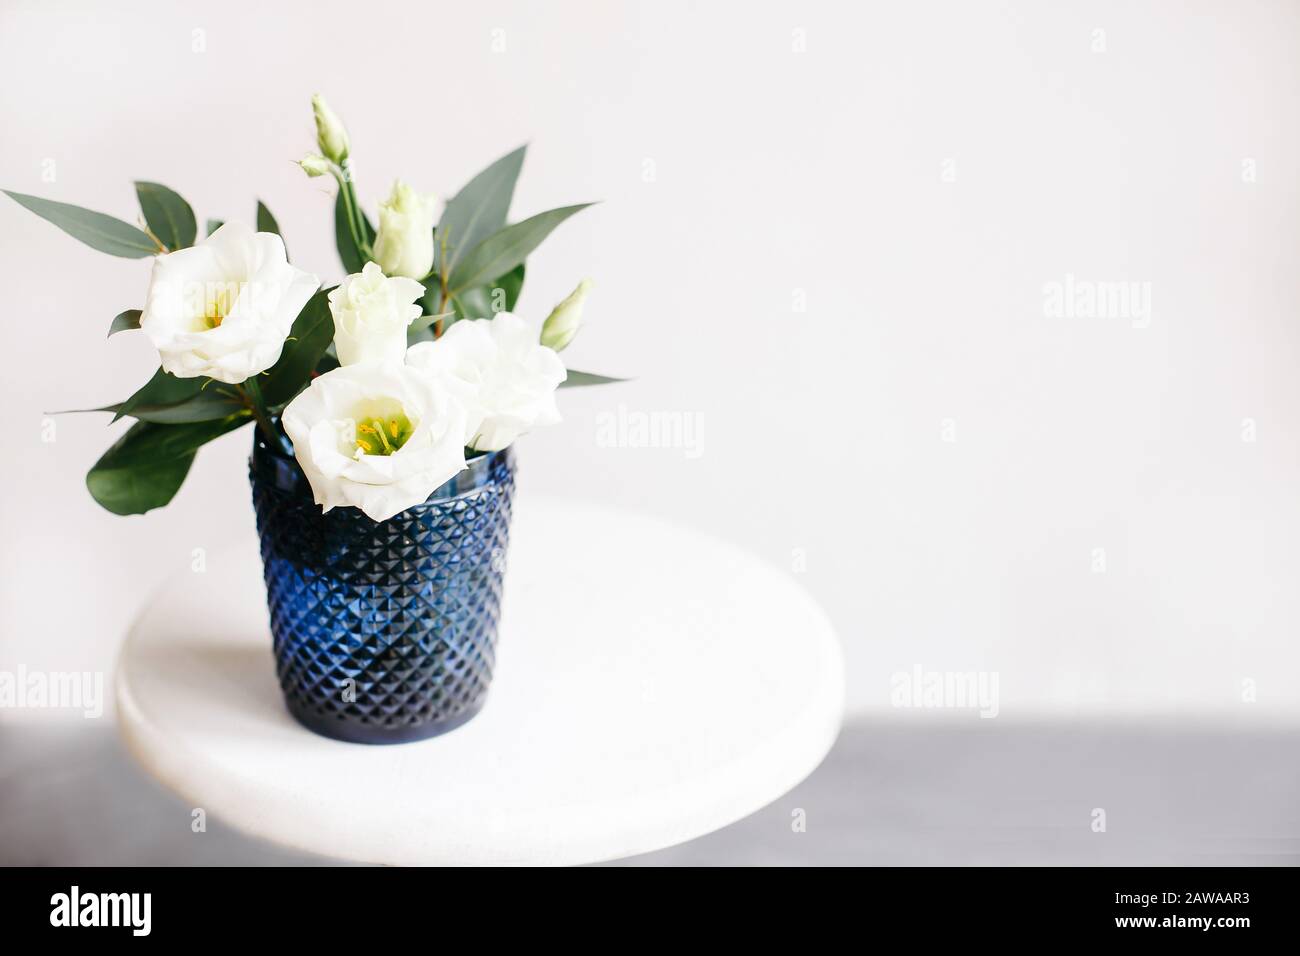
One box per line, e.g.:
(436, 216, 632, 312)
(250, 426, 514, 515)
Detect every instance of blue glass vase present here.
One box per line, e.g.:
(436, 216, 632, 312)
(249, 428, 516, 744)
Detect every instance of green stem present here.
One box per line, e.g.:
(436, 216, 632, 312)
(433, 231, 451, 338)
(334, 162, 369, 259)
(239, 379, 278, 444)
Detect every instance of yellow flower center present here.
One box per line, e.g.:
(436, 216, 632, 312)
(201, 285, 240, 329)
(352, 399, 414, 457)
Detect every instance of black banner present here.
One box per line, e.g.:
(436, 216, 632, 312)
(0, 866, 1288, 942)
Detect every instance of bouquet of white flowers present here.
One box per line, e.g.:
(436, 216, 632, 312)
(8, 96, 625, 742)
(6, 94, 621, 522)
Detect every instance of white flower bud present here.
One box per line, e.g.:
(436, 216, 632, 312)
(311, 94, 350, 165)
(298, 153, 331, 178)
(329, 263, 424, 367)
(540, 278, 593, 352)
(372, 180, 438, 280)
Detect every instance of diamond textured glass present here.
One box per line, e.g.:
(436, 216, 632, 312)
(249, 430, 516, 744)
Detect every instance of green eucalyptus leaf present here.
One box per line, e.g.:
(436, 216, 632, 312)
(114, 367, 203, 423)
(436, 144, 526, 276)
(108, 309, 142, 337)
(410, 263, 511, 344)
(411, 313, 449, 333)
(560, 370, 629, 388)
(262, 287, 336, 407)
(134, 181, 197, 250)
(205, 218, 223, 237)
(256, 200, 281, 236)
(449, 263, 527, 326)
(489, 262, 525, 312)
(450, 263, 526, 323)
(334, 189, 374, 274)
(71, 388, 247, 424)
(501, 262, 525, 311)
(89, 436, 194, 515)
(314, 349, 340, 377)
(3, 190, 157, 258)
(447, 293, 476, 324)
(449, 204, 594, 294)
(415, 261, 528, 327)
(86, 417, 248, 516)
(406, 310, 456, 346)
(417, 274, 444, 316)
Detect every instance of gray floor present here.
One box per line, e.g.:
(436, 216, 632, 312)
(2, 717, 1298, 865)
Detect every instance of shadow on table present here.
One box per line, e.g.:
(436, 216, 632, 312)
(2, 716, 1298, 866)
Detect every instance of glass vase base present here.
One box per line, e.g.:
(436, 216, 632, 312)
(284, 697, 488, 745)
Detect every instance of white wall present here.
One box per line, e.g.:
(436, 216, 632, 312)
(2, 0, 1298, 722)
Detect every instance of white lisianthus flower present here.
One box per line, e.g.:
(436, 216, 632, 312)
(139, 222, 318, 384)
(282, 362, 468, 522)
(329, 262, 425, 367)
(372, 180, 438, 279)
(406, 312, 566, 452)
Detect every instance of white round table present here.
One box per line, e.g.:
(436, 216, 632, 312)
(116, 496, 844, 865)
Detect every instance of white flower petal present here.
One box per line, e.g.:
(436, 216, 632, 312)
(406, 311, 565, 451)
